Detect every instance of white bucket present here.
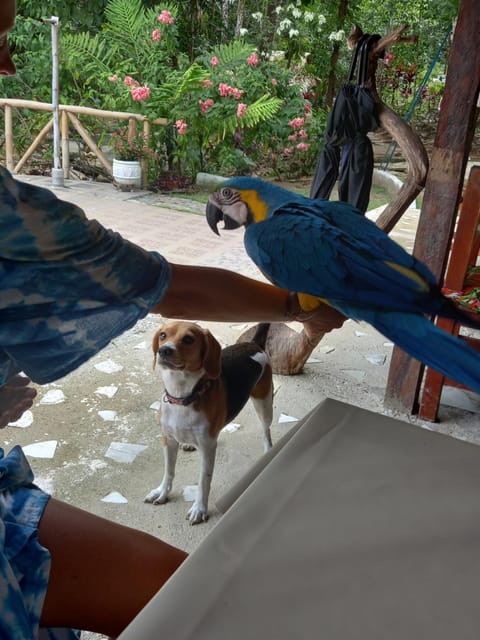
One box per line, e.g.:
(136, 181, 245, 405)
(112, 158, 142, 187)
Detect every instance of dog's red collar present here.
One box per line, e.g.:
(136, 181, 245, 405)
(163, 378, 212, 406)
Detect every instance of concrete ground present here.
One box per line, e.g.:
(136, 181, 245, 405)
(5, 175, 480, 639)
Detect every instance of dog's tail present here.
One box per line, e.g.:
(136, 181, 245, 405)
(252, 322, 271, 351)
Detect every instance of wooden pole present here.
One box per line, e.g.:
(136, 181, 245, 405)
(61, 109, 70, 178)
(142, 118, 151, 188)
(67, 112, 112, 175)
(14, 119, 54, 174)
(384, 0, 480, 413)
(4, 104, 14, 171)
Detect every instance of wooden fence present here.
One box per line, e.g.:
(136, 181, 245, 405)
(0, 98, 167, 186)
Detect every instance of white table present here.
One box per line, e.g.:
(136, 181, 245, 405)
(120, 398, 480, 640)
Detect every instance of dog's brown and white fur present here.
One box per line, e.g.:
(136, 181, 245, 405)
(145, 321, 274, 524)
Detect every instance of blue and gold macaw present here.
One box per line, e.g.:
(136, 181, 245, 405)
(206, 176, 480, 393)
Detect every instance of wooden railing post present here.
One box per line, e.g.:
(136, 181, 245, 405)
(61, 109, 70, 178)
(4, 104, 14, 171)
(142, 118, 151, 189)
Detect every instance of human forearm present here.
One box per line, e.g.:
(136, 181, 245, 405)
(153, 263, 289, 322)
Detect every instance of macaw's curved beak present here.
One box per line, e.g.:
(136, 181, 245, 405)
(206, 201, 242, 235)
(206, 200, 222, 235)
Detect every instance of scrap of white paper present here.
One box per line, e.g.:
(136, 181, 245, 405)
(365, 354, 386, 365)
(223, 422, 241, 433)
(354, 330, 367, 337)
(150, 400, 161, 411)
(182, 485, 198, 502)
(22, 440, 57, 459)
(98, 410, 117, 421)
(306, 356, 321, 363)
(40, 389, 65, 405)
(101, 491, 128, 504)
(94, 359, 124, 374)
(383, 342, 394, 348)
(278, 413, 299, 424)
(8, 410, 33, 428)
(133, 341, 147, 350)
(95, 385, 118, 398)
(104, 442, 147, 463)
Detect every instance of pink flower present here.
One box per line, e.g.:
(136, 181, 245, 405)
(288, 133, 297, 142)
(282, 147, 294, 156)
(158, 10, 174, 24)
(237, 103, 248, 118)
(199, 98, 215, 114)
(175, 119, 188, 135)
(296, 142, 310, 152)
(246, 52, 259, 67)
(288, 117, 305, 129)
(124, 75, 138, 87)
(231, 87, 244, 100)
(131, 85, 150, 102)
(304, 101, 312, 113)
(218, 82, 230, 97)
(298, 129, 308, 139)
(210, 56, 219, 67)
(108, 75, 118, 82)
(152, 29, 161, 42)
(271, 78, 278, 86)
(201, 78, 213, 88)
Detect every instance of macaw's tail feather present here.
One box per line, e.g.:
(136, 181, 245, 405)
(371, 311, 480, 394)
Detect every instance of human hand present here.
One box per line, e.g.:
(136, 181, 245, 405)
(0, 375, 37, 428)
(301, 304, 347, 341)
(288, 293, 346, 342)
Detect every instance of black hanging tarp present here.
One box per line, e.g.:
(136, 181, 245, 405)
(310, 35, 381, 213)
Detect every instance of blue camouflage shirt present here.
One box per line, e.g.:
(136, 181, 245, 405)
(0, 166, 171, 384)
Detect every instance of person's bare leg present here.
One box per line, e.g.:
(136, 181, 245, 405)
(38, 498, 187, 637)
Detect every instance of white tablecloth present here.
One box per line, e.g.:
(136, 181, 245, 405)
(120, 398, 480, 640)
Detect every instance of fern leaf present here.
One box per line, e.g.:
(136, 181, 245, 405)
(220, 95, 283, 137)
(61, 32, 118, 76)
(209, 41, 256, 67)
(104, 0, 145, 57)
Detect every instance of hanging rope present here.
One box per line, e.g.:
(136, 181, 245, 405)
(382, 27, 452, 171)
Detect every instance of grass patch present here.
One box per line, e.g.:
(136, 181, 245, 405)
(178, 180, 394, 211)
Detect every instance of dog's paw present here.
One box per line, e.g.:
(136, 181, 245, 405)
(187, 503, 209, 525)
(144, 488, 169, 505)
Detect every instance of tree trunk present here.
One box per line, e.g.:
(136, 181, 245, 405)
(234, 0, 246, 37)
(325, 0, 349, 108)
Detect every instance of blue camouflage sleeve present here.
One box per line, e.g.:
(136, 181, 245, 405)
(0, 167, 171, 384)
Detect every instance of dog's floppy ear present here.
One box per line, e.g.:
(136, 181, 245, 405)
(201, 329, 222, 379)
(152, 328, 163, 370)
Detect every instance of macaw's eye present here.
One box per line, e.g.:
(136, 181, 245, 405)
(221, 187, 233, 198)
(182, 335, 195, 345)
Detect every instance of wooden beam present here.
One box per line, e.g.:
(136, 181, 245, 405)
(384, 0, 480, 413)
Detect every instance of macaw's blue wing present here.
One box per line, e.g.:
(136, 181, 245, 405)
(244, 204, 455, 319)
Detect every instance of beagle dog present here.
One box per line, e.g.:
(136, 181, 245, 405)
(145, 321, 274, 524)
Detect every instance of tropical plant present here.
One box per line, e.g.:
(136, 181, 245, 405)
(111, 128, 152, 161)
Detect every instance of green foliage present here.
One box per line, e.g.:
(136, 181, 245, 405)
(2, 0, 461, 183)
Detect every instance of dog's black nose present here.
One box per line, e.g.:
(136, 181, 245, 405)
(159, 346, 174, 357)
